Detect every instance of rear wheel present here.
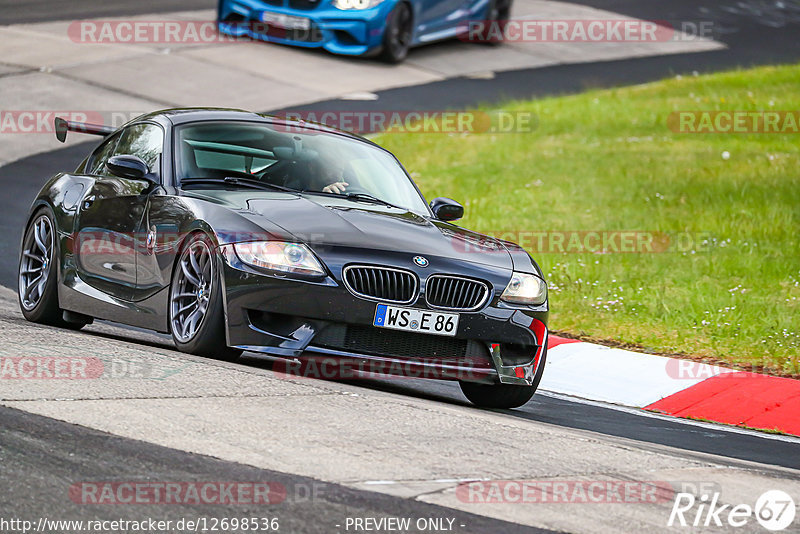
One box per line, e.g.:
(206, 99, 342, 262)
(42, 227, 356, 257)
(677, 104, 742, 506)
(18, 208, 87, 329)
(170, 233, 241, 361)
(380, 2, 413, 63)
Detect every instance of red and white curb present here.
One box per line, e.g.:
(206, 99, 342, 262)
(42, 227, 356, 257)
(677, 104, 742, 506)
(541, 336, 800, 437)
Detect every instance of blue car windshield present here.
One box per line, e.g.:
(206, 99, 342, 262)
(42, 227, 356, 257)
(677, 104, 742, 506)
(175, 121, 430, 214)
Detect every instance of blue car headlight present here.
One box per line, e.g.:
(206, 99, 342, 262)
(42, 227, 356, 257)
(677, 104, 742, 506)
(333, 0, 385, 9)
(233, 242, 326, 277)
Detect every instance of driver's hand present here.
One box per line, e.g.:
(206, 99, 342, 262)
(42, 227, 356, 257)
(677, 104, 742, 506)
(322, 182, 348, 194)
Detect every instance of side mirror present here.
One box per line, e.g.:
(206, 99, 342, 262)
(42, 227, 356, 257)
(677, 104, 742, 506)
(430, 197, 464, 221)
(106, 155, 152, 181)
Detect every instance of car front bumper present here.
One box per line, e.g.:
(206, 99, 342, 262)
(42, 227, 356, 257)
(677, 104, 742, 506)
(218, 244, 549, 386)
(218, 0, 394, 55)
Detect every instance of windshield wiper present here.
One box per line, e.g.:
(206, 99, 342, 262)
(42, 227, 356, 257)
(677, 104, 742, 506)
(303, 190, 403, 210)
(180, 177, 298, 193)
(345, 193, 404, 210)
(224, 177, 300, 193)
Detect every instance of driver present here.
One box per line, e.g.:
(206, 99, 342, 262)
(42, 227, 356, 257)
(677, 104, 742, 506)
(294, 152, 351, 194)
(322, 180, 349, 194)
(316, 152, 350, 194)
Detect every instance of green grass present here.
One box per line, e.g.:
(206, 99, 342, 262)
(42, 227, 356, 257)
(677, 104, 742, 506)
(374, 64, 800, 376)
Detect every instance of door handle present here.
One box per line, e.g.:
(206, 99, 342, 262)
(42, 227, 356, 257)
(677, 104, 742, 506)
(82, 195, 96, 209)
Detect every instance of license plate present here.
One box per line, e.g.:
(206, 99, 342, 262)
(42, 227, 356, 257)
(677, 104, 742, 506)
(373, 304, 459, 337)
(261, 12, 311, 30)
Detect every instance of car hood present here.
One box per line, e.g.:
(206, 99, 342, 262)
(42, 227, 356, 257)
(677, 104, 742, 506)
(241, 194, 513, 270)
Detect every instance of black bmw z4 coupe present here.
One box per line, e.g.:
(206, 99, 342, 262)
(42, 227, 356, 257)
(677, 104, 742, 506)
(18, 109, 549, 408)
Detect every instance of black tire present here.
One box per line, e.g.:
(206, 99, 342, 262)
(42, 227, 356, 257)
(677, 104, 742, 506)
(380, 2, 413, 63)
(18, 207, 87, 330)
(459, 347, 546, 409)
(169, 233, 242, 361)
(477, 0, 512, 45)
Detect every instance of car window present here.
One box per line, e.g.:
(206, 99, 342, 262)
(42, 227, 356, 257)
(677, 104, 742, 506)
(194, 150, 277, 175)
(175, 121, 430, 215)
(114, 123, 164, 175)
(87, 132, 121, 176)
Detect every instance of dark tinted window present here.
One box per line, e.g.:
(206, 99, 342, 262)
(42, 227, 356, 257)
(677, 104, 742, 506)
(87, 132, 121, 175)
(175, 122, 429, 214)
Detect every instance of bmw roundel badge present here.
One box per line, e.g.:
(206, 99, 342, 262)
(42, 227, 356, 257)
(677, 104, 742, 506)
(413, 256, 429, 267)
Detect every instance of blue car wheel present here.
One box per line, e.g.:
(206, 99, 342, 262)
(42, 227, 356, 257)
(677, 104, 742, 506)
(478, 0, 512, 45)
(380, 2, 413, 63)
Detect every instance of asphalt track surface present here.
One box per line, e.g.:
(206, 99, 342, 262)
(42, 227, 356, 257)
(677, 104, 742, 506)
(0, 0, 212, 25)
(2, 0, 800, 529)
(0, 405, 549, 534)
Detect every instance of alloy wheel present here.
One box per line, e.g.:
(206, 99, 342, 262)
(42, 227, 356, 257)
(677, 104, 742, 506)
(19, 215, 54, 311)
(388, 4, 412, 59)
(171, 239, 214, 343)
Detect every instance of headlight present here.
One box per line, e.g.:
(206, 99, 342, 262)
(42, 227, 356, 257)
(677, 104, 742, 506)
(233, 242, 326, 277)
(501, 272, 547, 305)
(333, 0, 384, 9)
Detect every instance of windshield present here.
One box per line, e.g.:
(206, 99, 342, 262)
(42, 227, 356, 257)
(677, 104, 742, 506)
(174, 121, 430, 214)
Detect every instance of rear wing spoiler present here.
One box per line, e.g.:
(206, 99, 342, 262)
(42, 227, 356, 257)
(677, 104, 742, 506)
(54, 117, 115, 143)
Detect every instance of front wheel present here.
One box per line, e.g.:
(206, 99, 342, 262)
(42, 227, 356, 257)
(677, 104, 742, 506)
(476, 0, 512, 45)
(380, 2, 413, 63)
(169, 233, 241, 361)
(18, 207, 87, 329)
(459, 381, 535, 409)
(460, 347, 546, 409)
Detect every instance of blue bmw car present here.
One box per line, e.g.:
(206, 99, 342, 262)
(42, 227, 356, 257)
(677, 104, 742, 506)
(217, 0, 511, 62)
